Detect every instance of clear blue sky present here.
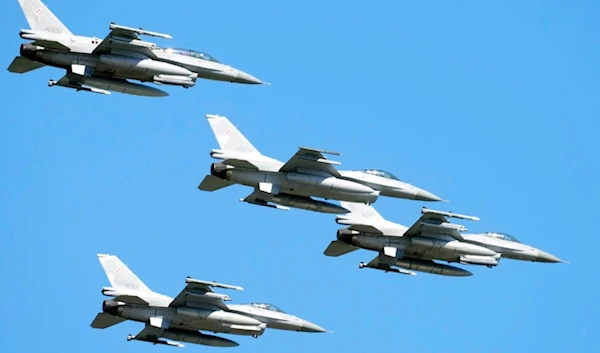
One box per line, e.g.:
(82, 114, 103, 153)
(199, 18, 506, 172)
(1, 1, 598, 352)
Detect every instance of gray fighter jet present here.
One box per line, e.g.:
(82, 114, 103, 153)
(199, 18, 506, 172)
(198, 114, 441, 214)
(324, 202, 563, 276)
(91, 254, 327, 348)
(8, 0, 264, 97)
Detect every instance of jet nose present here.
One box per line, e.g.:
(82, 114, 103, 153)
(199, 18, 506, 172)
(300, 320, 328, 333)
(536, 250, 562, 263)
(414, 189, 443, 202)
(235, 70, 264, 84)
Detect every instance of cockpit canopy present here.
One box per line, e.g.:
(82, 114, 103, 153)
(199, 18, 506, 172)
(249, 303, 286, 313)
(358, 169, 401, 181)
(166, 48, 220, 62)
(484, 232, 521, 243)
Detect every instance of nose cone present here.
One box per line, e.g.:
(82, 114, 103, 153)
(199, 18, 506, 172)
(536, 250, 562, 263)
(414, 189, 443, 202)
(300, 320, 327, 333)
(235, 70, 264, 84)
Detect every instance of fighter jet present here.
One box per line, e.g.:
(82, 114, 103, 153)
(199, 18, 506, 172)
(324, 202, 563, 276)
(91, 254, 327, 348)
(198, 114, 441, 214)
(8, 0, 264, 97)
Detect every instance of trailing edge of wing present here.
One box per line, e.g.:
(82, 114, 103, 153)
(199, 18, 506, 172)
(279, 147, 342, 176)
(221, 159, 259, 170)
(7, 56, 45, 73)
(347, 224, 384, 234)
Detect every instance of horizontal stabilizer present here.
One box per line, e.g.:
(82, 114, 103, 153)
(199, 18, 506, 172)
(198, 175, 233, 192)
(324, 241, 359, 257)
(7, 56, 45, 73)
(90, 313, 126, 329)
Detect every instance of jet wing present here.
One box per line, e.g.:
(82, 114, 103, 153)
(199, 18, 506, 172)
(169, 277, 243, 311)
(92, 23, 172, 55)
(403, 208, 479, 240)
(279, 147, 342, 177)
(7, 56, 45, 73)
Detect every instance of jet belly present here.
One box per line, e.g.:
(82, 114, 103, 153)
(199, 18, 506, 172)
(176, 308, 266, 336)
(344, 234, 496, 260)
(109, 303, 264, 336)
(98, 54, 193, 77)
(226, 169, 379, 203)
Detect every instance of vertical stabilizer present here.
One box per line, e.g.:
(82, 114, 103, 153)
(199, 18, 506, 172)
(97, 254, 151, 292)
(339, 201, 384, 221)
(18, 0, 73, 36)
(206, 114, 261, 155)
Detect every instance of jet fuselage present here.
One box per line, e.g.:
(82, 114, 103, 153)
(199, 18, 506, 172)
(338, 170, 442, 201)
(337, 229, 498, 270)
(16, 30, 262, 96)
(103, 300, 266, 338)
(228, 304, 327, 332)
(210, 163, 380, 212)
(462, 233, 562, 263)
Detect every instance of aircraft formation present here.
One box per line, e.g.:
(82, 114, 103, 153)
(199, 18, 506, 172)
(8, 0, 565, 349)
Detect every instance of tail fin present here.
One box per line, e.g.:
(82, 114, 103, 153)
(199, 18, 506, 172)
(97, 254, 151, 292)
(339, 201, 384, 221)
(206, 114, 261, 155)
(18, 0, 73, 36)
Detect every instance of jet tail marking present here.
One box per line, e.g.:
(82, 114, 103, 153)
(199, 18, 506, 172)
(338, 201, 384, 221)
(18, 0, 73, 36)
(97, 254, 151, 293)
(206, 114, 261, 155)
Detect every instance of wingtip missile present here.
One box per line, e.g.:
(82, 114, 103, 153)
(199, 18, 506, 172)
(421, 207, 480, 221)
(298, 146, 341, 156)
(186, 277, 244, 291)
(109, 23, 172, 39)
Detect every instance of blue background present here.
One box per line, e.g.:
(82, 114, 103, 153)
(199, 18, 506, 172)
(1, 1, 598, 352)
